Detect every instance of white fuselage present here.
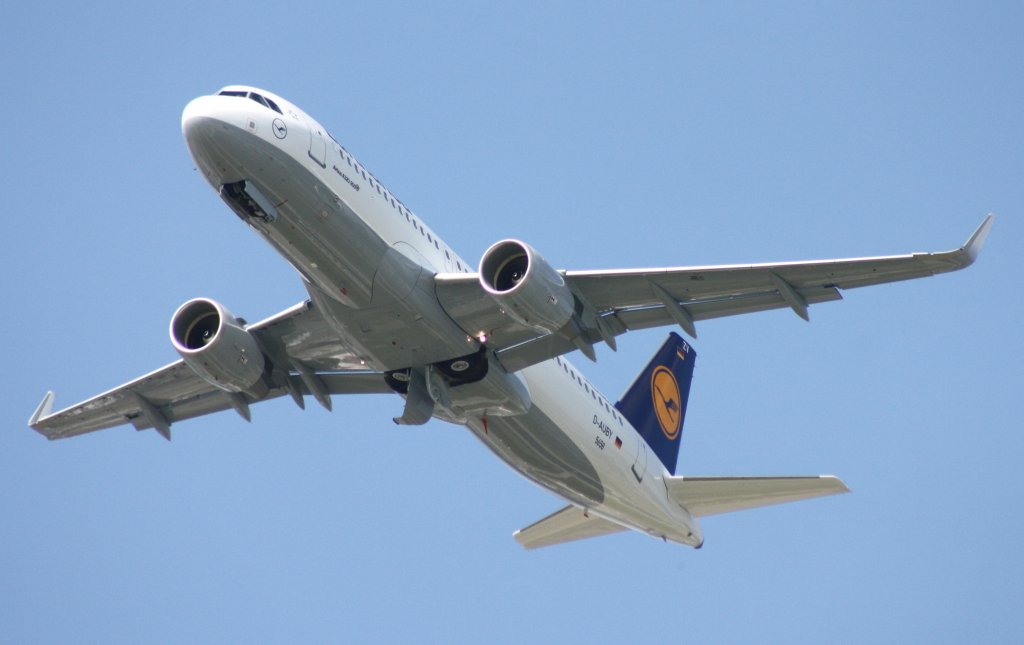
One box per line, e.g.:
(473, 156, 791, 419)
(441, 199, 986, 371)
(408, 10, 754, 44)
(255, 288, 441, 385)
(181, 87, 702, 547)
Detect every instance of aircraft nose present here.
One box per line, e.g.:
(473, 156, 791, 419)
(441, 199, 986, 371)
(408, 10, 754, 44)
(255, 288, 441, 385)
(182, 95, 248, 187)
(182, 95, 233, 143)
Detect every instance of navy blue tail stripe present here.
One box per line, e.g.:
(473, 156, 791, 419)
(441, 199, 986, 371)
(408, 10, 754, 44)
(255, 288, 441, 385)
(614, 332, 696, 476)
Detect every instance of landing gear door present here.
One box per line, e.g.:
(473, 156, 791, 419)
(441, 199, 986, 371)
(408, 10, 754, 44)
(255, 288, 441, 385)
(632, 440, 647, 483)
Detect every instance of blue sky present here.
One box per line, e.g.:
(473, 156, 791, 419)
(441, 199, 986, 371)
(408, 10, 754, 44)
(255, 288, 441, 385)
(2, 2, 1020, 643)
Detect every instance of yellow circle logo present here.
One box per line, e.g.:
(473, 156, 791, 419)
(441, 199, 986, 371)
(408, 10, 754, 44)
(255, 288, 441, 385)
(651, 365, 682, 440)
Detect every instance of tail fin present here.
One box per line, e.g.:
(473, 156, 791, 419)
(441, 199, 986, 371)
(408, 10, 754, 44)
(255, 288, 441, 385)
(615, 332, 696, 475)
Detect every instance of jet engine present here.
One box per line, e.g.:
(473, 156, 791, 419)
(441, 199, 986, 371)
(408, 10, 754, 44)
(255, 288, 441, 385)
(479, 240, 574, 334)
(170, 298, 267, 396)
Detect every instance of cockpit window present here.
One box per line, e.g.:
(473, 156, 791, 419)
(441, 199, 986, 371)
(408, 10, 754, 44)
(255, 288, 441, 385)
(248, 92, 271, 109)
(263, 96, 283, 114)
(217, 90, 283, 115)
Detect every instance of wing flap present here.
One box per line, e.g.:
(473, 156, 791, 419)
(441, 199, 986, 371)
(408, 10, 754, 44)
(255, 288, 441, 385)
(665, 475, 849, 517)
(611, 286, 842, 332)
(513, 505, 627, 549)
(495, 286, 842, 372)
(30, 369, 391, 441)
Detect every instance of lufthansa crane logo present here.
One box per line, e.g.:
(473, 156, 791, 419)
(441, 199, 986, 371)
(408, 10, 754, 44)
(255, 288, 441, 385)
(272, 118, 288, 139)
(651, 365, 681, 440)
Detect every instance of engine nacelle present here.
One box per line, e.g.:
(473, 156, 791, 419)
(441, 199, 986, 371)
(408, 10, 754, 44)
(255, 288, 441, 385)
(170, 298, 267, 396)
(479, 240, 574, 334)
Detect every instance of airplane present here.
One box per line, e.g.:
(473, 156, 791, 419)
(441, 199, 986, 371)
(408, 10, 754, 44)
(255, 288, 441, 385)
(28, 86, 993, 549)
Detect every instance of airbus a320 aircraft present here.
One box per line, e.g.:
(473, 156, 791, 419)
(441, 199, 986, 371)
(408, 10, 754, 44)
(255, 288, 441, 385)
(29, 87, 993, 549)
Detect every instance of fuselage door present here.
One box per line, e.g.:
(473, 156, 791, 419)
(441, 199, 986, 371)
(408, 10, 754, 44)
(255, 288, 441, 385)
(632, 440, 647, 483)
(308, 122, 327, 167)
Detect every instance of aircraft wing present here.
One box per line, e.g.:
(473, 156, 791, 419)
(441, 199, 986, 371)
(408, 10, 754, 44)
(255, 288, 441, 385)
(29, 301, 391, 441)
(435, 215, 993, 371)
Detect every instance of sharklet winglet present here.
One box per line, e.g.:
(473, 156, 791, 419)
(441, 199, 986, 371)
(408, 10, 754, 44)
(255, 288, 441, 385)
(28, 391, 56, 428)
(963, 213, 994, 264)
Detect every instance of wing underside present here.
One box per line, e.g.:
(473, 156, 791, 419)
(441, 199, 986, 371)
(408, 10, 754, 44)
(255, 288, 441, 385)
(29, 300, 392, 441)
(30, 216, 992, 440)
(435, 215, 993, 371)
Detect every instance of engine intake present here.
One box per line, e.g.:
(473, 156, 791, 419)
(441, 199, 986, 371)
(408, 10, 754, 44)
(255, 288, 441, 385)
(170, 298, 267, 396)
(479, 240, 574, 334)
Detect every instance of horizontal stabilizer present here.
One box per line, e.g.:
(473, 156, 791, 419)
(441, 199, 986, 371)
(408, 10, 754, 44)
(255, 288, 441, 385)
(666, 475, 849, 517)
(514, 505, 627, 549)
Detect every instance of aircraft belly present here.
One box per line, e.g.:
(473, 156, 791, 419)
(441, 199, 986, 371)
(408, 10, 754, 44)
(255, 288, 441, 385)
(195, 118, 385, 307)
(307, 281, 478, 370)
(194, 118, 609, 511)
(469, 410, 605, 507)
(247, 155, 385, 307)
(191, 118, 481, 371)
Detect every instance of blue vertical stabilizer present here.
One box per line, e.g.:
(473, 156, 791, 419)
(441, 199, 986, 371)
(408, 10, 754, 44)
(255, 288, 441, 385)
(614, 333, 696, 475)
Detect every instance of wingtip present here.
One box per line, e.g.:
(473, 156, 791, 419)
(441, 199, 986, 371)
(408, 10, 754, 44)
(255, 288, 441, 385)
(28, 391, 56, 428)
(962, 213, 995, 264)
(822, 474, 851, 494)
